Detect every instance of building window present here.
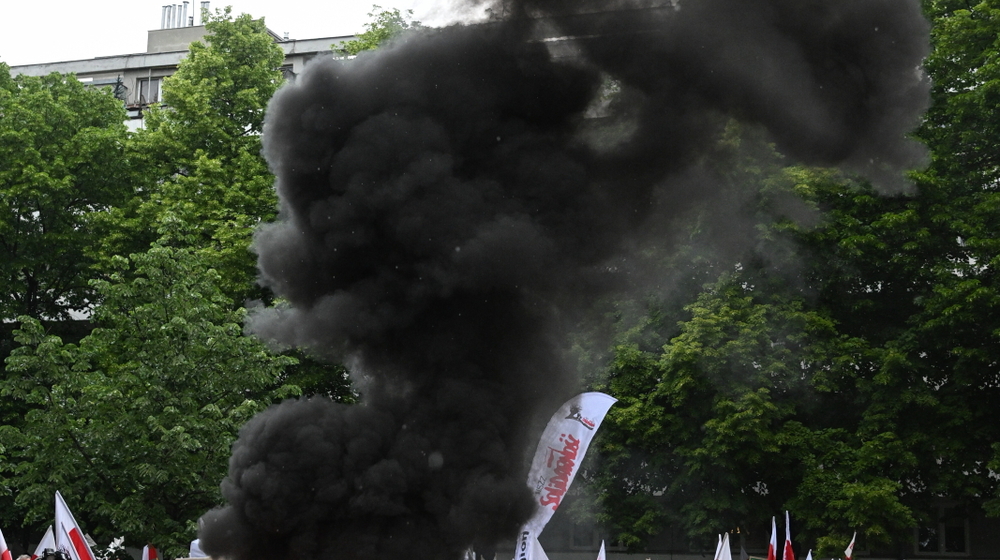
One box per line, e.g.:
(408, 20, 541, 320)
(916, 506, 968, 555)
(137, 77, 161, 104)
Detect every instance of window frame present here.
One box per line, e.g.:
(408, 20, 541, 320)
(136, 77, 162, 105)
(914, 505, 970, 557)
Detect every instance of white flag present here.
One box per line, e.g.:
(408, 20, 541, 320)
(1, 527, 13, 560)
(54, 491, 96, 560)
(530, 534, 549, 560)
(714, 533, 732, 560)
(844, 532, 856, 560)
(514, 392, 616, 560)
(806, 550, 812, 560)
(514, 529, 550, 560)
(597, 540, 606, 560)
(31, 526, 56, 560)
(523, 392, 617, 531)
(189, 540, 207, 559)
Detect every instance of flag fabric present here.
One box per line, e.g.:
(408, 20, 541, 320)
(1, 527, 13, 560)
(141, 545, 158, 560)
(514, 530, 550, 560)
(189, 540, 207, 559)
(523, 392, 618, 531)
(783, 511, 794, 560)
(767, 517, 777, 560)
(530, 534, 549, 560)
(740, 544, 750, 560)
(515, 393, 616, 560)
(515, 527, 537, 560)
(714, 533, 732, 560)
(31, 526, 56, 560)
(806, 550, 812, 560)
(54, 491, 96, 560)
(714, 535, 723, 560)
(844, 532, 857, 560)
(597, 540, 606, 560)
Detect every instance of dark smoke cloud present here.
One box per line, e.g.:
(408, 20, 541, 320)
(200, 1, 928, 559)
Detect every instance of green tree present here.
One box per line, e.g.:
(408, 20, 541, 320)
(2, 9, 351, 552)
(589, 0, 1000, 550)
(592, 189, 924, 555)
(0, 63, 130, 321)
(337, 5, 422, 56)
(0, 243, 297, 559)
(0, 69, 132, 543)
(101, 8, 285, 304)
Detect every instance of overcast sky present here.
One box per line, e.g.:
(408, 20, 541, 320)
(1, 0, 473, 67)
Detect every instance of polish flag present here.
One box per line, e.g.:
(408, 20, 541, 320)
(31, 526, 56, 560)
(141, 546, 158, 560)
(806, 550, 813, 560)
(54, 491, 96, 560)
(783, 511, 795, 560)
(766, 517, 777, 560)
(1, 527, 13, 560)
(844, 532, 857, 560)
(596, 541, 606, 560)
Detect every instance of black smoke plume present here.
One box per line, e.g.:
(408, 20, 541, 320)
(200, 1, 929, 559)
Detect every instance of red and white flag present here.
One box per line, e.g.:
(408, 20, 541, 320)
(55, 491, 96, 560)
(844, 532, 856, 560)
(766, 517, 777, 560)
(31, 526, 56, 560)
(596, 540, 606, 560)
(1, 527, 13, 560)
(141, 545, 158, 560)
(783, 511, 794, 560)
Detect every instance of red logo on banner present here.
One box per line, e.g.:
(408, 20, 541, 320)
(539, 434, 580, 509)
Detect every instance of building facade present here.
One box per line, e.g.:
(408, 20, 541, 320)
(8, 3, 353, 129)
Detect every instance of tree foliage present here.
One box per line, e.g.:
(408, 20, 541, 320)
(2, 12, 360, 553)
(587, 1, 1000, 555)
(337, 5, 422, 56)
(0, 65, 129, 321)
(0, 244, 297, 559)
(101, 8, 286, 304)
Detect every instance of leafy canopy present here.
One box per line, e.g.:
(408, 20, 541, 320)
(101, 8, 286, 305)
(337, 5, 422, 56)
(0, 244, 297, 559)
(587, 2, 1000, 553)
(0, 64, 129, 321)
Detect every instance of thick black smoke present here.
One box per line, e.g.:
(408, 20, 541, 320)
(200, 1, 928, 559)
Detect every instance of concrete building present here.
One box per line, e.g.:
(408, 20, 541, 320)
(8, 2, 354, 129)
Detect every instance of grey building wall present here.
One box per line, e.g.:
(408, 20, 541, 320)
(8, 24, 354, 125)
